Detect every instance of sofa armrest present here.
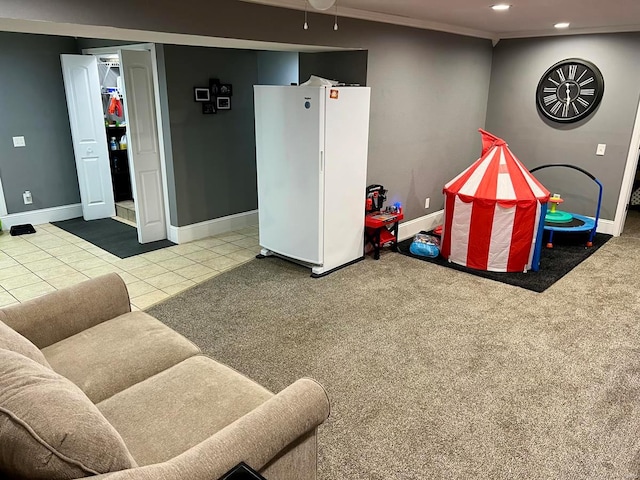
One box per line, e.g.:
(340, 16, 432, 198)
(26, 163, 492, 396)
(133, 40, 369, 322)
(0, 273, 131, 349)
(93, 378, 330, 480)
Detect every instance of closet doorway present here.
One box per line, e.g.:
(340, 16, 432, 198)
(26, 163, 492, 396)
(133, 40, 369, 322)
(100, 53, 134, 225)
(614, 95, 640, 236)
(61, 44, 168, 244)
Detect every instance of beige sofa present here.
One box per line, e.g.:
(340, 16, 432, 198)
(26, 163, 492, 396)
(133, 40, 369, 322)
(0, 273, 330, 480)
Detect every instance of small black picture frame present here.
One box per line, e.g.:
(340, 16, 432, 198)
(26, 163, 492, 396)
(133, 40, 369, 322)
(194, 87, 210, 102)
(202, 102, 217, 115)
(217, 96, 231, 110)
(209, 78, 221, 96)
(219, 83, 233, 96)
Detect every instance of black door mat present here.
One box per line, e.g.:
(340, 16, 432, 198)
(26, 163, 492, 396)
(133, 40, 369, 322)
(397, 230, 611, 293)
(52, 218, 175, 259)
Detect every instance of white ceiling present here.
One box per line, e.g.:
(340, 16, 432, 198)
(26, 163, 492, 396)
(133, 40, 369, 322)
(240, 0, 640, 40)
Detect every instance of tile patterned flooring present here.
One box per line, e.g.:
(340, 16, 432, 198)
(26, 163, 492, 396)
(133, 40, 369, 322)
(0, 223, 260, 310)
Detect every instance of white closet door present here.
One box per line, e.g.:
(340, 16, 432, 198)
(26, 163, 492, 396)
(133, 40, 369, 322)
(120, 49, 166, 243)
(61, 55, 115, 220)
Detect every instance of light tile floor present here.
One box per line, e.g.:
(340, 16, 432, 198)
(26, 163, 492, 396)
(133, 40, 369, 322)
(0, 223, 260, 310)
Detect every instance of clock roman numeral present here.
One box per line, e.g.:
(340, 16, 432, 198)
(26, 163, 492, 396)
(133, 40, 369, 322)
(581, 88, 595, 96)
(550, 101, 563, 115)
(562, 103, 569, 117)
(568, 65, 578, 80)
(548, 77, 560, 86)
(577, 97, 590, 108)
(544, 94, 558, 106)
(556, 68, 566, 82)
(543, 87, 556, 93)
(572, 102, 580, 115)
(579, 77, 594, 87)
(576, 69, 587, 83)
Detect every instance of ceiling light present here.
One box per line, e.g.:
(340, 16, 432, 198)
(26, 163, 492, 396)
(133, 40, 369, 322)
(308, 0, 336, 10)
(491, 4, 511, 11)
(303, 0, 339, 31)
(554, 22, 570, 29)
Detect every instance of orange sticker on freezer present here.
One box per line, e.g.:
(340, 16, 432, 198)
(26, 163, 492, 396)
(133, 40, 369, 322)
(330, 89, 339, 99)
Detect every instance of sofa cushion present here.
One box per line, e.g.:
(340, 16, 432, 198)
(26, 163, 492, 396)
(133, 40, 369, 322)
(0, 317, 50, 368)
(97, 355, 273, 466)
(0, 348, 137, 479)
(42, 311, 201, 403)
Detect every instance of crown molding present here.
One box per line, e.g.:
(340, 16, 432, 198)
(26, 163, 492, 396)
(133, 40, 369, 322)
(239, 0, 497, 41)
(0, 17, 348, 52)
(497, 23, 640, 40)
(240, 0, 640, 43)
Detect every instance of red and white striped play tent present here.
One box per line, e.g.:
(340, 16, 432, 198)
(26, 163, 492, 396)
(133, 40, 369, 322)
(441, 129, 550, 273)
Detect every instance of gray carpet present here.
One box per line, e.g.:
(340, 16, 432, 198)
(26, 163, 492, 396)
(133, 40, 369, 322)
(148, 234, 640, 480)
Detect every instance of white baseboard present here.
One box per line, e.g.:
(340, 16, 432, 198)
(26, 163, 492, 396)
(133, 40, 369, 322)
(169, 210, 258, 244)
(1, 204, 82, 230)
(398, 210, 445, 241)
(596, 219, 615, 236)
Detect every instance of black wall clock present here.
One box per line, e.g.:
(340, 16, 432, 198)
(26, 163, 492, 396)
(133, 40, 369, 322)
(536, 58, 604, 123)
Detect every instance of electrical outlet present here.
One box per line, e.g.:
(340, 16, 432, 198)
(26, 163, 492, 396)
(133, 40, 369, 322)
(13, 136, 25, 148)
(596, 144, 606, 156)
(23, 191, 32, 205)
(425, 197, 430, 209)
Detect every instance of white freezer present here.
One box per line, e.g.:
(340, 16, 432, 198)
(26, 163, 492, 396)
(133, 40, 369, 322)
(254, 85, 371, 276)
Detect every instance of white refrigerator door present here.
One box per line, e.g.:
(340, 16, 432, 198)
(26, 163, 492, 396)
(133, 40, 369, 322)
(323, 87, 371, 271)
(254, 86, 325, 264)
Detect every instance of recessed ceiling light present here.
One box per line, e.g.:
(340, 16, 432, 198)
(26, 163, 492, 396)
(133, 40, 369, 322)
(491, 4, 511, 11)
(554, 22, 570, 29)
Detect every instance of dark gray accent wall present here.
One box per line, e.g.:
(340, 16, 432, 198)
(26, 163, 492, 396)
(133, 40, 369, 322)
(0, 0, 494, 222)
(163, 45, 258, 227)
(257, 51, 298, 86)
(486, 33, 640, 221)
(299, 50, 368, 86)
(0, 32, 80, 214)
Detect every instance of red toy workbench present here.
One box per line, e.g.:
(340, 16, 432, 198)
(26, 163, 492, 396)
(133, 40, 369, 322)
(364, 212, 404, 259)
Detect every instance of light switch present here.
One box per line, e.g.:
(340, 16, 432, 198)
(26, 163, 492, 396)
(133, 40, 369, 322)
(596, 144, 606, 156)
(12, 136, 25, 148)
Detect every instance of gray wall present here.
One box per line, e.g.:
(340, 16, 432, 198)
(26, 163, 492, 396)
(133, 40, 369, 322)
(163, 45, 259, 226)
(0, 0, 494, 222)
(299, 50, 368, 86)
(486, 33, 640, 221)
(0, 32, 80, 214)
(257, 51, 298, 85)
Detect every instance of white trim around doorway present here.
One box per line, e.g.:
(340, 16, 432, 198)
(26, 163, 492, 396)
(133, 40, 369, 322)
(613, 98, 640, 236)
(0, 175, 8, 218)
